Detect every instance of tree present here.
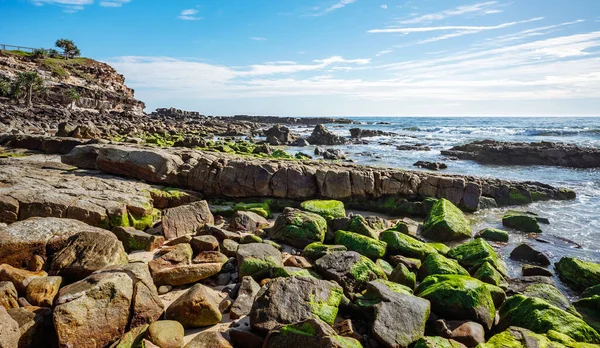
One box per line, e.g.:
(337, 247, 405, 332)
(55, 39, 81, 60)
(15, 71, 45, 107)
(66, 88, 81, 109)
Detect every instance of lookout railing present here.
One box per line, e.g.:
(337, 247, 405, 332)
(0, 44, 37, 52)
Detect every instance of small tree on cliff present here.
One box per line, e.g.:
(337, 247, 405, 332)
(66, 88, 81, 109)
(15, 71, 45, 107)
(55, 39, 81, 60)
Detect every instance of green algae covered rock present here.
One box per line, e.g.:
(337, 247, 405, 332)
(380, 230, 439, 260)
(348, 215, 379, 239)
(302, 242, 347, 260)
(556, 257, 600, 291)
(473, 260, 505, 287)
(376, 259, 394, 277)
(428, 242, 450, 255)
(269, 208, 328, 248)
(389, 263, 417, 290)
(521, 283, 580, 316)
(479, 327, 567, 348)
(448, 238, 508, 277)
(263, 318, 363, 348)
(414, 336, 465, 348)
(334, 230, 387, 260)
(422, 199, 472, 242)
(582, 285, 600, 298)
(574, 295, 600, 334)
(416, 274, 506, 330)
(237, 243, 283, 281)
(476, 228, 509, 243)
(502, 211, 543, 233)
(271, 266, 322, 280)
(419, 253, 469, 280)
(498, 295, 600, 343)
(233, 202, 272, 218)
(315, 251, 387, 296)
(300, 200, 346, 220)
(388, 221, 409, 234)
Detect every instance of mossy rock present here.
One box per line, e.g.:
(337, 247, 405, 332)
(422, 199, 472, 241)
(234, 202, 272, 218)
(389, 263, 417, 290)
(447, 238, 508, 277)
(476, 228, 509, 243)
(521, 283, 580, 317)
(376, 259, 394, 277)
(269, 208, 328, 248)
(208, 203, 235, 216)
(299, 200, 346, 220)
(428, 242, 450, 255)
(128, 208, 161, 231)
(473, 261, 505, 287)
(574, 295, 600, 334)
(302, 242, 347, 260)
(237, 243, 283, 281)
(264, 318, 363, 348)
(498, 295, 600, 343)
(380, 230, 439, 260)
(414, 336, 465, 348)
(479, 326, 567, 348)
(502, 211, 543, 233)
(582, 285, 600, 298)
(416, 274, 505, 330)
(347, 215, 379, 239)
(271, 267, 322, 280)
(556, 257, 600, 291)
(509, 188, 533, 205)
(314, 251, 387, 296)
(334, 230, 387, 260)
(387, 221, 409, 234)
(419, 254, 469, 280)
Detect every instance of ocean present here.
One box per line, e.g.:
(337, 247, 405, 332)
(287, 117, 600, 295)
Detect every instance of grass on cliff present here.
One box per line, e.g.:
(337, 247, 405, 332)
(40, 58, 94, 81)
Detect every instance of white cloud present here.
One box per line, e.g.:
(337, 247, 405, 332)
(369, 17, 543, 33)
(380, 4, 387, 9)
(375, 49, 393, 56)
(250, 37, 267, 41)
(99, 0, 130, 7)
(310, 0, 358, 16)
(178, 9, 202, 20)
(398, 1, 502, 24)
(31, 0, 129, 12)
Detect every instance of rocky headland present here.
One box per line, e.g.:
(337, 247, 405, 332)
(0, 50, 598, 348)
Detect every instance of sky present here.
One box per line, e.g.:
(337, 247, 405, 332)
(1, 0, 600, 116)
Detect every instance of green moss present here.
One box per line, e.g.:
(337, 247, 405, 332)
(334, 230, 387, 260)
(479, 327, 562, 348)
(419, 254, 469, 280)
(128, 208, 161, 230)
(387, 221, 409, 234)
(447, 238, 508, 277)
(271, 267, 322, 279)
(509, 188, 533, 205)
(556, 257, 600, 291)
(477, 228, 509, 242)
(428, 242, 450, 255)
(269, 210, 328, 248)
(531, 191, 550, 202)
(294, 152, 312, 160)
(380, 230, 438, 260)
(582, 285, 600, 298)
(234, 202, 272, 218)
(522, 283, 580, 317)
(390, 263, 417, 290)
(299, 200, 346, 220)
(574, 295, 600, 334)
(349, 255, 388, 284)
(422, 198, 472, 241)
(502, 211, 542, 233)
(347, 215, 378, 239)
(376, 259, 394, 277)
(0, 152, 31, 158)
(302, 242, 347, 260)
(239, 255, 281, 280)
(307, 286, 344, 325)
(280, 321, 317, 337)
(474, 261, 505, 287)
(208, 203, 235, 216)
(414, 336, 465, 348)
(110, 210, 131, 228)
(499, 295, 600, 343)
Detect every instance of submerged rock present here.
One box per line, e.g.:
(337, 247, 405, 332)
(476, 228, 509, 243)
(502, 211, 545, 233)
(510, 243, 551, 266)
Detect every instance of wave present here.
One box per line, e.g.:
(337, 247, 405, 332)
(401, 126, 600, 137)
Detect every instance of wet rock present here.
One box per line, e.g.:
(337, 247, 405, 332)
(263, 318, 362, 348)
(249, 276, 344, 334)
(473, 261, 506, 287)
(422, 199, 472, 242)
(476, 228, 509, 243)
(162, 200, 214, 240)
(112, 226, 164, 252)
(269, 208, 327, 248)
(0, 282, 18, 310)
(522, 264, 553, 277)
(237, 243, 283, 281)
(230, 211, 269, 233)
(265, 125, 296, 145)
(146, 321, 184, 348)
(414, 161, 448, 171)
(510, 243, 550, 266)
(555, 257, 600, 291)
(447, 238, 508, 278)
(230, 276, 260, 320)
(396, 144, 431, 151)
(25, 276, 62, 307)
(502, 211, 544, 233)
(165, 284, 222, 328)
(322, 149, 347, 160)
(334, 230, 387, 260)
(307, 124, 347, 145)
(350, 128, 395, 138)
(315, 251, 387, 296)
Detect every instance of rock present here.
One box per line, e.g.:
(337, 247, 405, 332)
(249, 276, 344, 334)
(302, 242, 347, 260)
(510, 243, 551, 266)
(389, 263, 417, 290)
(149, 243, 222, 286)
(53, 271, 134, 348)
(573, 295, 600, 334)
(262, 318, 362, 348)
(25, 276, 62, 307)
(435, 319, 485, 347)
(237, 243, 283, 281)
(413, 337, 466, 348)
(522, 264, 553, 277)
(497, 295, 600, 343)
(230, 211, 269, 232)
(415, 274, 505, 330)
(291, 138, 310, 147)
(191, 235, 220, 253)
(315, 251, 387, 296)
(233, 202, 272, 219)
(230, 276, 261, 320)
(447, 238, 508, 277)
(6, 307, 45, 348)
(441, 139, 600, 168)
(397, 144, 431, 151)
(49, 230, 128, 280)
(221, 239, 239, 257)
(519, 283, 578, 315)
(334, 319, 362, 342)
(265, 125, 296, 145)
(228, 328, 264, 348)
(414, 161, 448, 171)
(502, 211, 543, 233)
(164, 235, 193, 246)
(389, 255, 422, 272)
(479, 326, 565, 348)
(307, 124, 347, 145)
(146, 321, 184, 348)
(283, 255, 312, 268)
(0, 282, 18, 310)
(379, 230, 439, 260)
(322, 149, 347, 160)
(555, 257, 600, 291)
(162, 200, 214, 240)
(299, 199, 346, 220)
(473, 261, 506, 287)
(165, 284, 222, 328)
(112, 226, 164, 252)
(111, 324, 149, 348)
(269, 208, 327, 248)
(27, 255, 45, 273)
(158, 285, 172, 295)
(357, 279, 429, 347)
(0, 307, 19, 348)
(0, 264, 47, 293)
(334, 230, 387, 260)
(419, 254, 469, 280)
(350, 128, 396, 139)
(347, 215, 379, 239)
(422, 199, 472, 241)
(476, 228, 509, 243)
(184, 331, 233, 348)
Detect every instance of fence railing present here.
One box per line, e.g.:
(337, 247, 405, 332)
(0, 44, 37, 52)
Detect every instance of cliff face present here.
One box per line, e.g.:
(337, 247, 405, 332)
(0, 51, 144, 114)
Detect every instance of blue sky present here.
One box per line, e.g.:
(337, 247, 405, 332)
(1, 0, 600, 116)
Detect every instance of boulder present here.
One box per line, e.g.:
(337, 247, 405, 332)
(413, 337, 466, 348)
(53, 271, 134, 348)
(347, 215, 379, 239)
(6, 307, 45, 348)
(380, 230, 438, 260)
(418, 254, 469, 280)
(112, 226, 164, 252)
(334, 230, 387, 260)
(25, 276, 62, 307)
(299, 200, 346, 220)
(389, 263, 417, 290)
(230, 276, 261, 320)
(422, 199, 472, 241)
(162, 201, 214, 240)
(315, 251, 387, 296)
(415, 274, 505, 330)
(473, 261, 505, 287)
(497, 295, 600, 343)
(191, 235, 220, 253)
(573, 295, 600, 334)
(230, 211, 269, 232)
(302, 242, 347, 260)
(262, 318, 362, 348)
(165, 284, 222, 328)
(269, 208, 327, 248)
(0, 282, 18, 310)
(149, 244, 222, 286)
(510, 244, 551, 266)
(414, 161, 448, 171)
(111, 325, 149, 348)
(146, 321, 184, 348)
(555, 257, 600, 291)
(265, 125, 295, 145)
(502, 211, 543, 233)
(434, 320, 485, 347)
(0, 307, 19, 348)
(520, 283, 578, 315)
(237, 243, 283, 281)
(522, 264, 553, 277)
(0, 265, 47, 293)
(476, 228, 509, 243)
(307, 124, 347, 145)
(447, 238, 508, 277)
(184, 331, 233, 348)
(479, 326, 565, 348)
(249, 276, 344, 334)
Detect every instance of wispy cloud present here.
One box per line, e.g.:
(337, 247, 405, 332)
(310, 0, 358, 16)
(376, 49, 393, 56)
(250, 37, 267, 41)
(398, 1, 502, 24)
(369, 17, 544, 33)
(32, 0, 129, 12)
(178, 9, 202, 20)
(380, 4, 387, 9)
(99, 0, 130, 7)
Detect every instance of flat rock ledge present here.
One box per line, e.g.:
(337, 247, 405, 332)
(442, 140, 600, 168)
